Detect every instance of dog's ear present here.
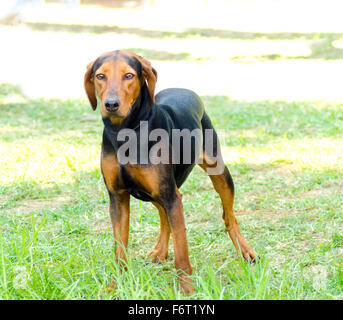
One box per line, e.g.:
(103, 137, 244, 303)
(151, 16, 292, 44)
(84, 60, 97, 110)
(139, 56, 157, 105)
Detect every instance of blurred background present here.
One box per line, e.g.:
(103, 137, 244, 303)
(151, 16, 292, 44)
(1, 0, 343, 101)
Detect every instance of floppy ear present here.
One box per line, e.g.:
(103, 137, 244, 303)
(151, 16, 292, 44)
(139, 56, 158, 105)
(84, 61, 97, 110)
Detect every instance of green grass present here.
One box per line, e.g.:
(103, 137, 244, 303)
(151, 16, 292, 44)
(1, 82, 343, 299)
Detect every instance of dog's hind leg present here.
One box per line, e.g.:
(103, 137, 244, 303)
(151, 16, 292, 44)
(145, 202, 171, 263)
(199, 114, 257, 262)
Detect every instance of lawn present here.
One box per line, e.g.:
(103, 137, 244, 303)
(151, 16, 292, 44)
(1, 79, 343, 299)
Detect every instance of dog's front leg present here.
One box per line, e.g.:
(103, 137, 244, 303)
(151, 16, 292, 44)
(146, 201, 171, 263)
(107, 191, 130, 293)
(164, 189, 194, 294)
(109, 191, 130, 265)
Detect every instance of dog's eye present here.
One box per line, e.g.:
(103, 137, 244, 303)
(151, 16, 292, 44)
(124, 73, 135, 80)
(96, 73, 106, 80)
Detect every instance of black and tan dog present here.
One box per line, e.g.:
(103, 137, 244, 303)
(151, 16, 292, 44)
(84, 50, 256, 294)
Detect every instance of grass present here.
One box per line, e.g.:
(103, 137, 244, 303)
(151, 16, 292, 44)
(1, 81, 343, 300)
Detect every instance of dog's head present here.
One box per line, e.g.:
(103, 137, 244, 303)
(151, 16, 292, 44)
(84, 50, 157, 124)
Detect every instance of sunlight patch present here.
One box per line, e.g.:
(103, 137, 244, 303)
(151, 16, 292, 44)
(222, 138, 343, 170)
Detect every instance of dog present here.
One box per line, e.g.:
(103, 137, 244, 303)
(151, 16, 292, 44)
(84, 50, 256, 294)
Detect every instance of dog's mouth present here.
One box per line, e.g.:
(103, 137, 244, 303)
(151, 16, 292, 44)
(106, 107, 120, 114)
(107, 110, 123, 116)
(106, 112, 125, 125)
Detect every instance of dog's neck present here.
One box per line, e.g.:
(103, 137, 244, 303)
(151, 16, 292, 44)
(102, 83, 154, 152)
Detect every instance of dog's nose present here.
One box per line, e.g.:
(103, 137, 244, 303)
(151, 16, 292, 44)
(104, 99, 120, 112)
